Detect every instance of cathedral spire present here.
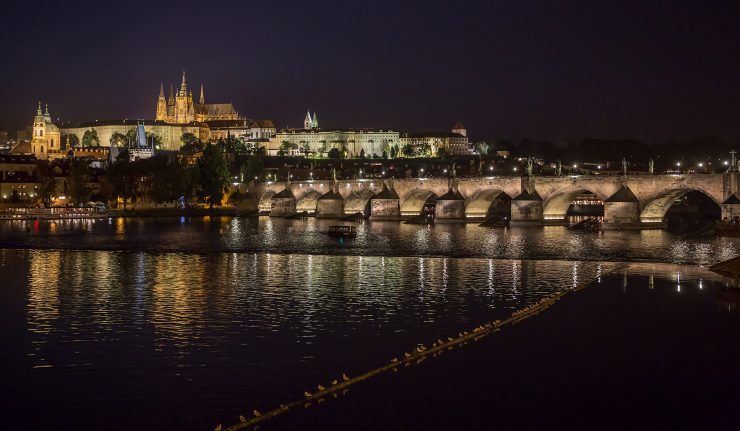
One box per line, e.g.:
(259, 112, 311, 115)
(36, 101, 42, 116)
(304, 110, 312, 129)
(199, 84, 204, 105)
(312, 112, 318, 128)
(159, 83, 164, 98)
(44, 103, 49, 116)
(180, 69, 187, 94)
(169, 83, 174, 102)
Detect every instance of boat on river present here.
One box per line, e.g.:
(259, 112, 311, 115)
(0, 206, 109, 221)
(326, 225, 357, 238)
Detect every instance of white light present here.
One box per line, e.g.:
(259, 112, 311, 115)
(443, 169, 447, 173)
(489, 166, 493, 171)
(381, 171, 386, 175)
(676, 162, 681, 167)
(724, 161, 729, 166)
(573, 164, 577, 168)
(698, 162, 703, 167)
(597, 165, 601, 169)
(513, 167, 517, 172)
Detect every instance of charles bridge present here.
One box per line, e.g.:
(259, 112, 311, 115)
(247, 172, 740, 228)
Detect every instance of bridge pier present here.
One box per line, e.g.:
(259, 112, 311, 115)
(603, 185, 641, 229)
(316, 189, 344, 218)
(270, 188, 296, 217)
(510, 189, 544, 226)
(370, 186, 401, 220)
(435, 188, 466, 222)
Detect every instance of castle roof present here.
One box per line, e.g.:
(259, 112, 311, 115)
(453, 120, 465, 130)
(196, 103, 237, 116)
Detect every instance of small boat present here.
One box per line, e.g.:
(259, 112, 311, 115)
(327, 225, 357, 238)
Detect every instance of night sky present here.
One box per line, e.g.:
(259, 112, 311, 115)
(2, 0, 739, 143)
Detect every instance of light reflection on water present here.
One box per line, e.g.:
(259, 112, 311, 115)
(3, 248, 738, 430)
(0, 216, 738, 264)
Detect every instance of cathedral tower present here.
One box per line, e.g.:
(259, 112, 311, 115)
(155, 83, 167, 121)
(304, 110, 312, 129)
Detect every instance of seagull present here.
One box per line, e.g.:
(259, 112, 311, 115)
(253, 409, 261, 417)
(342, 373, 350, 381)
(330, 379, 338, 385)
(317, 384, 325, 391)
(447, 337, 454, 342)
(304, 391, 312, 398)
(239, 415, 246, 422)
(214, 425, 222, 431)
(404, 352, 412, 358)
(391, 358, 398, 363)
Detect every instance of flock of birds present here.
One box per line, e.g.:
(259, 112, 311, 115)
(215, 290, 568, 431)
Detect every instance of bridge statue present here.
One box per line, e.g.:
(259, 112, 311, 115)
(648, 159, 654, 175)
(478, 159, 483, 176)
(622, 158, 628, 177)
(556, 160, 562, 176)
(452, 162, 457, 178)
(527, 157, 534, 176)
(332, 167, 337, 182)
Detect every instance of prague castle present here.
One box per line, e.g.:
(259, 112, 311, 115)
(155, 70, 239, 124)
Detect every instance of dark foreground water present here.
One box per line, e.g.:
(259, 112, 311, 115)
(0, 216, 738, 263)
(1, 246, 739, 430)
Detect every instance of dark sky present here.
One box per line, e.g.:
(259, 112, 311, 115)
(2, 0, 739, 143)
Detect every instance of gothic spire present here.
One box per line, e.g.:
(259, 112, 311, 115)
(44, 103, 50, 116)
(199, 84, 204, 105)
(312, 112, 318, 128)
(169, 83, 174, 101)
(159, 83, 164, 98)
(304, 110, 312, 128)
(180, 69, 187, 93)
(36, 101, 42, 116)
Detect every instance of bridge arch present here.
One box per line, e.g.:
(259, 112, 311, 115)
(640, 187, 721, 223)
(400, 189, 438, 216)
(295, 189, 322, 214)
(258, 190, 276, 213)
(543, 187, 606, 221)
(465, 189, 511, 219)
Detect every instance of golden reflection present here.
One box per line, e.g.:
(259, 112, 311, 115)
(27, 250, 61, 335)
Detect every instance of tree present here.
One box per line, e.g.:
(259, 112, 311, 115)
(318, 142, 329, 158)
(382, 150, 388, 159)
(180, 132, 204, 153)
(81, 129, 100, 147)
(390, 145, 399, 159)
(149, 133, 163, 150)
(359, 148, 366, 159)
(142, 155, 173, 205)
(240, 155, 264, 181)
(197, 143, 230, 209)
(327, 148, 342, 159)
(68, 159, 92, 205)
(436, 147, 447, 160)
(36, 161, 57, 207)
(63, 134, 79, 149)
(401, 144, 415, 158)
(418, 142, 432, 157)
(474, 141, 490, 156)
(278, 141, 298, 156)
(300, 142, 311, 158)
(108, 158, 137, 209)
(110, 132, 127, 147)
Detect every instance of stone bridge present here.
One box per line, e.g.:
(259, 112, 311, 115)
(249, 173, 740, 228)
